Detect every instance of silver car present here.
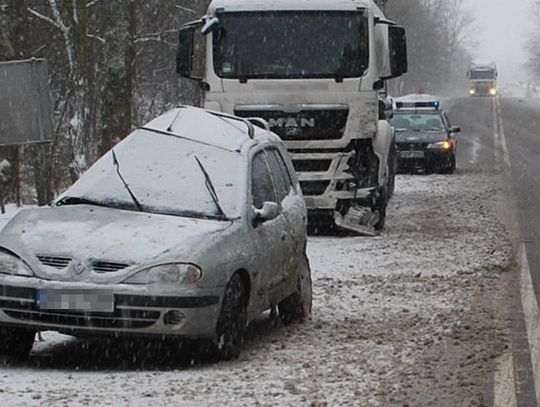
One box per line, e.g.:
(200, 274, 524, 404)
(0, 106, 311, 360)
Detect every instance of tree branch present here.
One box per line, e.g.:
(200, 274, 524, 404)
(27, 8, 61, 29)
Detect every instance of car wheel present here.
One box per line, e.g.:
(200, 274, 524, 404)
(279, 253, 313, 325)
(440, 155, 456, 174)
(0, 326, 35, 360)
(214, 273, 246, 360)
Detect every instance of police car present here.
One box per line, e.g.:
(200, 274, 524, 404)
(391, 94, 460, 174)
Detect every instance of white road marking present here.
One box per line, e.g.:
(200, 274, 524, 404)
(493, 98, 502, 171)
(518, 243, 540, 404)
(469, 135, 481, 165)
(493, 97, 540, 405)
(495, 98, 512, 172)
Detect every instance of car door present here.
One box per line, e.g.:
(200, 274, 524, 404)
(247, 149, 290, 308)
(265, 148, 307, 294)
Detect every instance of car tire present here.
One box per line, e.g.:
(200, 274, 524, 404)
(440, 155, 456, 174)
(0, 326, 35, 360)
(279, 253, 313, 325)
(213, 274, 247, 360)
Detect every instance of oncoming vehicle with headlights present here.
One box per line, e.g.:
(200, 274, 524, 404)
(0, 106, 311, 361)
(391, 94, 460, 174)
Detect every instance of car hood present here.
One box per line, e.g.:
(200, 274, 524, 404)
(395, 131, 446, 144)
(0, 205, 232, 283)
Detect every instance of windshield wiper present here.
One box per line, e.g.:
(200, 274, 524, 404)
(193, 154, 227, 220)
(111, 149, 144, 212)
(55, 196, 109, 208)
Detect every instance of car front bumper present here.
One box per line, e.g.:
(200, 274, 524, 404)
(0, 276, 223, 338)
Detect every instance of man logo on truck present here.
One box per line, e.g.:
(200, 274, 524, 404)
(267, 117, 316, 128)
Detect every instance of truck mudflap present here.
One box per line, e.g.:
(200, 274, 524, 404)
(333, 206, 381, 237)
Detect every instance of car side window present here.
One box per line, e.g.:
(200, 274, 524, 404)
(266, 149, 291, 202)
(251, 152, 277, 209)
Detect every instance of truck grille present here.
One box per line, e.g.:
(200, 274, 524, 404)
(234, 106, 349, 141)
(299, 181, 330, 196)
(293, 159, 332, 172)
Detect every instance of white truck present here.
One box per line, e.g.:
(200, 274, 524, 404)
(176, 0, 407, 234)
(468, 62, 498, 97)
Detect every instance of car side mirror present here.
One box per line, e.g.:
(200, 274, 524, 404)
(450, 126, 461, 133)
(253, 202, 280, 225)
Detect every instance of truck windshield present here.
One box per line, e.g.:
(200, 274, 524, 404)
(470, 70, 496, 80)
(213, 11, 369, 80)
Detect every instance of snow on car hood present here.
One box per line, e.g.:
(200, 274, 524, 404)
(0, 205, 231, 282)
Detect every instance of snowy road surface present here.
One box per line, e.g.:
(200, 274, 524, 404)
(0, 171, 513, 406)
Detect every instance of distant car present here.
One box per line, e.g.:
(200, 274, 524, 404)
(391, 95, 460, 174)
(0, 106, 311, 361)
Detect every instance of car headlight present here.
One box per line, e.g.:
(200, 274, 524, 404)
(469, 89, 476, 95)
(427, 140, 453, 150)
(0, 250, 33, 277)
(124, 263, 202, 284)
(490, 88, 497, 96)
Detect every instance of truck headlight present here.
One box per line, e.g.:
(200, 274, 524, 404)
(427, 140, 452, 151)
(469, 89, 476, 95)
(0, 250, 33, 277)
(124, 263, 202, 284)
(490, 88, 497, 96)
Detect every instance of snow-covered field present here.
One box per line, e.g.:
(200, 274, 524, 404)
(0, 171, 513, 406)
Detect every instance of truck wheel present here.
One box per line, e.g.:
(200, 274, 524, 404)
(214, 274, 246, 360)
(372, 185, 388, 231)
(0, 326, 35, 360)
(279, 254, 312, 325)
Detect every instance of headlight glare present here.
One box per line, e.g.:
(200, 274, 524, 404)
(427, 140, 452, 150)
(0, 250, 33, 276)
(125, 263, 202, 284)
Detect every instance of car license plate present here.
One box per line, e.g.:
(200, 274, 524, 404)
(35, 289, 114, 313)
(399, 151, 424, 159)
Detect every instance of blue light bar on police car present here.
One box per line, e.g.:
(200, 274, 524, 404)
(395, 100, 440, 111)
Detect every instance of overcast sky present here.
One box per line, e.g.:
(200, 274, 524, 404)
(465, 0, 534, 83)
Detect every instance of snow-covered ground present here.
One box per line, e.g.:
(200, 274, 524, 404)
(0, 171, 513, 406)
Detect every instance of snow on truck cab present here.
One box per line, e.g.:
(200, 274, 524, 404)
(468, 62, 498, 97)
(176, 0, 408, 235)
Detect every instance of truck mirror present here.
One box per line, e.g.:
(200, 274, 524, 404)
(388, 25, 408, 77)
(177, 26, 195, 77)
(177, 21, 205, 80)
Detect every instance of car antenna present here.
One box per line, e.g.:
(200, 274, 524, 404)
(167, 107, 184, 132)
(111, 149, 144, 212)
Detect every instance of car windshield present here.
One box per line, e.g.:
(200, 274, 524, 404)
(391, 113, 445, 132)
(213, 10, 369, 80)
(55, 130, 244, 219)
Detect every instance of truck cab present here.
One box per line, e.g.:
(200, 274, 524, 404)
(468, 62, 498, 97)
(176, 0, 407, 234)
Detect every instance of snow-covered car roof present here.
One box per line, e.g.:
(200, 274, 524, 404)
(208, 0, 382, 14)
(143, 106, 278, 152)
